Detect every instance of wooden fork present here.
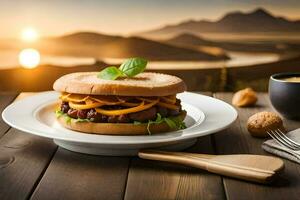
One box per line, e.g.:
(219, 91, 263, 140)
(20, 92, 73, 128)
(138, 150, 284, 184)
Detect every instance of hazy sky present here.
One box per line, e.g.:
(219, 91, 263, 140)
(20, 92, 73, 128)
(1, 0, 300, 38)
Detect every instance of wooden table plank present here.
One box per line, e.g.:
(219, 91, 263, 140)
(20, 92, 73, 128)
(124, 93, 226, 200)
(31, 148, 130, 200)
(0, 92, 18, 138)
(213, 92, 300, 200)
(0, 129, 57, 200)
(0, 93, 57, 200)
(124, 136, 225, 200)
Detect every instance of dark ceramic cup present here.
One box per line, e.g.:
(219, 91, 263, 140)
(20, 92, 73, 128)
(269, 72, 300, 120)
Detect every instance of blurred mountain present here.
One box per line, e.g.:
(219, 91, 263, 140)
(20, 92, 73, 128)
(140, 8, 300, 37)
(164, 33, 290, 53)
(52, 32, 122, 45)
(95, 36, 228, 60)
(165, 33, 216, 46)
(36, 32, 227, 61)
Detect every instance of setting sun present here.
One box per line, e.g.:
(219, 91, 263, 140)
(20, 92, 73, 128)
(18, 48, 40, 69)
(21, 27, 39, 42)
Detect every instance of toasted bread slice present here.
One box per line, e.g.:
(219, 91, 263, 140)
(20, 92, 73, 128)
(53, 72, 186, 96)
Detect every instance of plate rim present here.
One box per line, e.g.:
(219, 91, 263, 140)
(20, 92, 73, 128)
(2, 91, 238, 145)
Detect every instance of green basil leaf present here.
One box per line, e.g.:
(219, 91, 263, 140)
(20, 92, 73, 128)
(97, 66, 123, 80)
(119, 58, 147, 77)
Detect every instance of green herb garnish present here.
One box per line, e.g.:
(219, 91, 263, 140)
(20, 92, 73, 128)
(75, 118, 90, 123)
(55, 109, 186, 135)
(55, 110, 64, 118)
(146, 113, 186, 135)
(55, 110, 90, 124)
(97, 57, 147, 80)
(133, 121, 142, 125)
(65, 115, 72, 124)
(97, 66, 123, 80)
(164, 118, 177, 129)
(119, 58, 147, 77)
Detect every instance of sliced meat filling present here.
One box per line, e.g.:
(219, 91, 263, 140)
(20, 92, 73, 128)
(60, 101, 182, 123)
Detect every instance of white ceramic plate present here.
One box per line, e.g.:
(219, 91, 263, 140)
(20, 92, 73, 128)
(2, 91, 237, 156)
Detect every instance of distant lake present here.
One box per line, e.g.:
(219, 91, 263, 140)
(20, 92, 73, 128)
(104, 52, 280, 69)
(0, 49, 279, 70)
(0, 50, 95, 69)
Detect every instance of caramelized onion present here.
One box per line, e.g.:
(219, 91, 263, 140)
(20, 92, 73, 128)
(95, 99, 159, 116)
(69, 101, 104, 110)
(60, 93, 179, 112)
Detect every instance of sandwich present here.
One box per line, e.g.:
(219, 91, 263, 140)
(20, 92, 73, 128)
(53, 58, 187, 135)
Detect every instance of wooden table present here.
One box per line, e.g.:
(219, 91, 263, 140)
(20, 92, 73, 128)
(1, 92, 300, 200)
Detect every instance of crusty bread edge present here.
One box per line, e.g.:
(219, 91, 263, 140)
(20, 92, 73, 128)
(57, 111, 186, 135)
(53, 72, 187, 96)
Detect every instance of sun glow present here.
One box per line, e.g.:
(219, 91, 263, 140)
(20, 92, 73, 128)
(21, 27, 39, 42)
(18, 49, 41, 69)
